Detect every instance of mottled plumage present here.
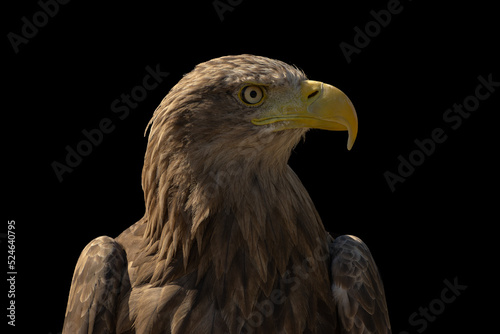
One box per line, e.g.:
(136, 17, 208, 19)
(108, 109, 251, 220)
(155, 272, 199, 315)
(63, 55, 391, 333)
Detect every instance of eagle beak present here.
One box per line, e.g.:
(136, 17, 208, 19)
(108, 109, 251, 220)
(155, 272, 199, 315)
(252, 80, 358, 150)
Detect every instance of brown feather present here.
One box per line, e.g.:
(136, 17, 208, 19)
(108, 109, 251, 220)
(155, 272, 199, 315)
(331, 235, 391, 333)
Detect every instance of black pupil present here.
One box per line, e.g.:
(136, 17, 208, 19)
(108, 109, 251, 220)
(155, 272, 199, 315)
(249, 90, 258, 98)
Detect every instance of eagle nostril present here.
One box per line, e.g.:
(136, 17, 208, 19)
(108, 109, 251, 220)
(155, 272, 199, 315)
(307, 90, 319, 99)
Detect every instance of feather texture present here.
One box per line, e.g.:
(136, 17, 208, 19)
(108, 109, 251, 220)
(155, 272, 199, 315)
(63, 55, 389, 333)
(330, 235, 391, 333)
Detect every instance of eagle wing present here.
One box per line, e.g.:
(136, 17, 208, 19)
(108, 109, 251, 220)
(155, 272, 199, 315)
(63, 236, 129, 334)
(329, 235, 391, 334)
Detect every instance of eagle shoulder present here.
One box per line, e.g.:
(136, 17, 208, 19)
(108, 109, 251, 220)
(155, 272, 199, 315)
(63, 236, 130, 334)
(330, 234, 391, 334)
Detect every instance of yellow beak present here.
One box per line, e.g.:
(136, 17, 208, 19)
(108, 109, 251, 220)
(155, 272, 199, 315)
(252, 80, 358, 150)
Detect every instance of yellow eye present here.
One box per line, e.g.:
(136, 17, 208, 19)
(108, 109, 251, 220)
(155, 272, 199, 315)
(239, 85, 265, 106)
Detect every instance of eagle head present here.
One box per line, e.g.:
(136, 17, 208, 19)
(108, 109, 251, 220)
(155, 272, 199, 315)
(141, 54, 358, 266)
(145, 55, 357, 172)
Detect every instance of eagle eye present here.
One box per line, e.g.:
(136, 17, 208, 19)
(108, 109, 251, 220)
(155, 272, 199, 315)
(238, 85, 265, 106)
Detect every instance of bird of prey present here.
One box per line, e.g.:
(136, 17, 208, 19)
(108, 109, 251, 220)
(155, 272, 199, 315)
(63, 54, 391, 334)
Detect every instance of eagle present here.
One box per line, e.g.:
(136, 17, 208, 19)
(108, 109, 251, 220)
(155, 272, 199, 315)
(63, 54, 391, 334)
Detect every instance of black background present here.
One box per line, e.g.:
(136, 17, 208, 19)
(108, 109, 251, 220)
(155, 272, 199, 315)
(4, 0, 498, 333)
